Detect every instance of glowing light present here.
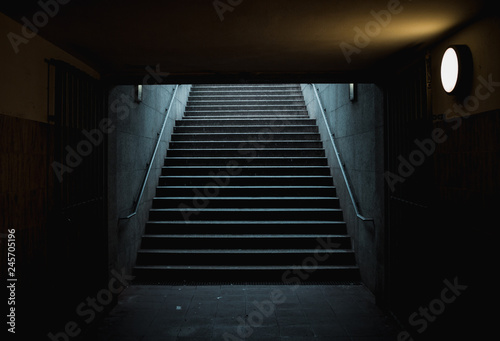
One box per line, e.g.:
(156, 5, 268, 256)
(441, 47, 459, 94)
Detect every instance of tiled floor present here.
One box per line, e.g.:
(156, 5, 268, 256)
(81, 284, 402, 341)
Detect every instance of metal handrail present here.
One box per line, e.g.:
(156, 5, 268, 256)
(311, 84, 374, 222)
(120, 85, 179, 220)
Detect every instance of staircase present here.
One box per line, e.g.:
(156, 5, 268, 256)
(133, 84, 360, 283)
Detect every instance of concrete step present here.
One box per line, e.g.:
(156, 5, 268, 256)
(136, 249, 355, 266)
(162, 165, 331, 176)
(191, 85, 302, 91)
(133, 265, 360, 282)
(173, 125, 318, 133)
(163, 157, 328, 166)
(185, 104, 307, 111)
(182, 115, 311, 120)
(140, 234, 352, 249)
(188, 90, 305, 97)
(158, 175, 333, 186)
(192, 83, 301, 86)
(169, 141, 324, 149)
(152, 197, 340, 209)
(148, 208, 343, 221)
(176, 118, 317, 126)
(144, 220, 348, 235)
(171, 132, 321, 141)
(187, 98, 305, 104)
(166, 149, 325, 158)
(156, 186, 336, 197)
(188, 95, 305, 101)
(183, 110, 308, 116)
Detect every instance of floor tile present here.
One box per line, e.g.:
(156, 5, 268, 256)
(303, 308, 337, 323)
(81, 284, 402, 340)
(310, 320, 349, 337)
(279, 324, 315, 337)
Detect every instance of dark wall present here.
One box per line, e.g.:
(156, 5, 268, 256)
(0, 115, 54, 337)
(1, 61, 110, 339)
(1, 13, 108, 339)
(384, 15, 499, 339)
(0, 115, 51, 273)
(385, 73, 498, 341)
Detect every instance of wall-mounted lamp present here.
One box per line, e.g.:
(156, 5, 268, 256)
(440, 45, 472, 96)
(134, 84, 143, 103)
(349, 83, 357, 102)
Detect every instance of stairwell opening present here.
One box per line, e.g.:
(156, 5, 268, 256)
(99, 82, 397, 340)
(131, 84, 362, 285)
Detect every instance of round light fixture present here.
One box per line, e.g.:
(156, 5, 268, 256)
(440, 45, 472, 96)
(441, 48, 459, 93)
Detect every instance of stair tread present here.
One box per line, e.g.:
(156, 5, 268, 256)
(160, 175, 332, 178)
(187, 103, 305, 105)
(176, 124, 314, 127)
(190, 91, 300, 98)
(191, 87, 301, 89)
(157, 185, 334, 189)
(164, 165, 329, 168)
(170, 140, 320, 142)
(187, 100, 305, 104)
(147, 220, 345, 224)
(192, 86, 300, 88)
(165, 156, 326, 159)
(187, 102, 306, 105)
(168, 148, 325, 152)
(134, 265, 358, 270)
(154, 196, 338, 199)
(169, 142, 322, 147)
(184, 109, 307, 112)
(149, 208, 342, 211)
(182, 116, 311, 119)
(138, 249, 353, 253)
(142, 234, 348, 238)
(172, 131, 312, 133)
(180, 115, 311, 117)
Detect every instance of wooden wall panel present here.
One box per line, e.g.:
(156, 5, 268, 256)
(0, 114, 52, 279)
(433, 109, 500, 215)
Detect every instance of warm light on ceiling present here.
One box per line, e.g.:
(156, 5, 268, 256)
(441, 47, 459, 94)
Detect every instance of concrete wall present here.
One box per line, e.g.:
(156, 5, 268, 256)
(107, 84, 191, 275)
(302, 83, 385, 297)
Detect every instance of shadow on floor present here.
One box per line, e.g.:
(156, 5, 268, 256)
(78, 284, 403, 340)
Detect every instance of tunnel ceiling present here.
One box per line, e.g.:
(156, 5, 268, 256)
(1, 0, 490, 83)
